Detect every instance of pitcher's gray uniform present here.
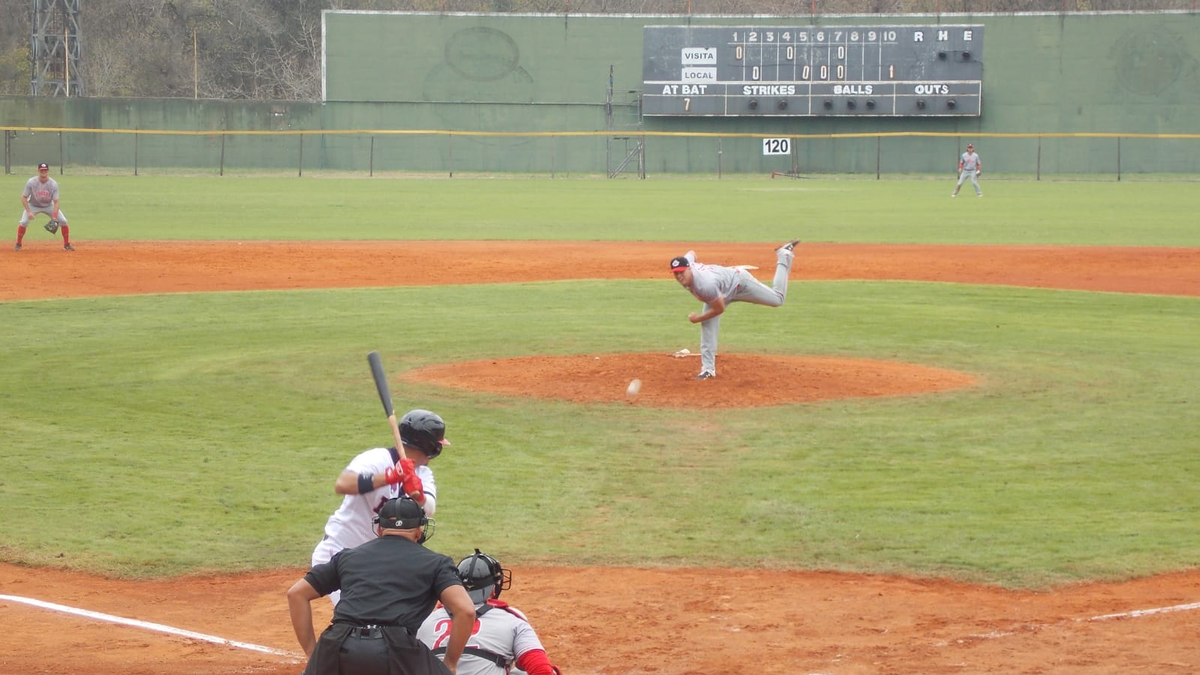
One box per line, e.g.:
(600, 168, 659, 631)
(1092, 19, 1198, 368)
(670, 241, 798, 379)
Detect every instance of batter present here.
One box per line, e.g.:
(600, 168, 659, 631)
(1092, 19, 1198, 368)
(311, 409, 448, 605)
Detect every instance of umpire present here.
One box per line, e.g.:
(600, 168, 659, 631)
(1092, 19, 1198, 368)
(288, 497, 476, 675)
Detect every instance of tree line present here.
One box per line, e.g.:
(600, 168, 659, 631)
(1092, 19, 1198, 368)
(0, 0, 1191, 101)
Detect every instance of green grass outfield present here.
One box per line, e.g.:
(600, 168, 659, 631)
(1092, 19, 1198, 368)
(1, 176, 1197, 588)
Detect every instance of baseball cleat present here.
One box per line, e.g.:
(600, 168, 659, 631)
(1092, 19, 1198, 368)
(777, 239, 800, 252)
(695, 371, 715, 380)
(63, 243, 75, 251)
(13, 243, 21, 251)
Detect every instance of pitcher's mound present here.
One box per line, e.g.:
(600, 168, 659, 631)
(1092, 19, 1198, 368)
(403, 353, 977, 409)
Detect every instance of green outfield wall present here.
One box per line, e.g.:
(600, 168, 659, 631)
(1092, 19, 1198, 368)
(2, 11, 1198, 176)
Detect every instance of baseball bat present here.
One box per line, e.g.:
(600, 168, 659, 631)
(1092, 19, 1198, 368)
(367, 350, 408, 462)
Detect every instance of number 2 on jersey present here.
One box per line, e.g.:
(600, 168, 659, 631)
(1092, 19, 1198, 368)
(431, 617, 482, 648)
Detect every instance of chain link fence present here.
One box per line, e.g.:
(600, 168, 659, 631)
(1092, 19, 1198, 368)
(5, 127, 1197, 180)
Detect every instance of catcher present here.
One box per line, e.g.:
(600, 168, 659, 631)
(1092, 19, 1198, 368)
(16, 162, 74, 251)
(418, 549, 563, 675)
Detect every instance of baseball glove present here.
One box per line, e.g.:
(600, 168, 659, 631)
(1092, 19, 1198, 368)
(43, 219, 60, 235)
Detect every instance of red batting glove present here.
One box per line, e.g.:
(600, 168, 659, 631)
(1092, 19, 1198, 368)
(384, 465, 403, 485)
(399, 458, 425, 504)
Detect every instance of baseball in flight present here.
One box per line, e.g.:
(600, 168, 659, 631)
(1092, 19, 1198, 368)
(626, 378, 642, 397)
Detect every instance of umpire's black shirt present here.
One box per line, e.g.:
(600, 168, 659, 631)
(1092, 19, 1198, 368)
(305, 535, 461, 632)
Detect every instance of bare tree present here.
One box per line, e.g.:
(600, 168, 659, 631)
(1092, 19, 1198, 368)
(1, 0, 1195, 100)
(0, 0, 31, 94)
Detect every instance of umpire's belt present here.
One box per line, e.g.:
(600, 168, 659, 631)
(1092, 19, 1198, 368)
(338, 623, 413, 638)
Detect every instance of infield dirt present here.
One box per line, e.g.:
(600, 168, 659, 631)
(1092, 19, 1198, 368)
(2, 241, 1198, 675)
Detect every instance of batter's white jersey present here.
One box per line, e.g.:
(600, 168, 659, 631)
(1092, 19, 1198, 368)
(418, 601, 546, 675)
(312, 447, 437, 565)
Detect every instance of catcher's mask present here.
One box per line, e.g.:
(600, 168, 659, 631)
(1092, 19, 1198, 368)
(373, 498, 433, 543)
(399, 409, 450, 459)
(457, 548, 511, 605)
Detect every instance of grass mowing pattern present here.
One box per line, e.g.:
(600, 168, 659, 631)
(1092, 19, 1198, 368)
(2, 276, 1197, 588)
(1, 174, 1197, 245)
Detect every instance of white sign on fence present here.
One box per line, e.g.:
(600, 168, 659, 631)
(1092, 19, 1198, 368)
(762, 138, 791, 155)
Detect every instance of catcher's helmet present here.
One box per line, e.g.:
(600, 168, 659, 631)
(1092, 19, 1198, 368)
(457, 549, 511, 605)
(399, 409, 450, 458)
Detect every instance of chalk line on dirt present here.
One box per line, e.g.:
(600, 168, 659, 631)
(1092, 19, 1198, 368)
(1088, 601, 1200, 621)
(0, 594, 303, 660)
(952, 600, 1200, 643)
(5, 591, 1198, 664)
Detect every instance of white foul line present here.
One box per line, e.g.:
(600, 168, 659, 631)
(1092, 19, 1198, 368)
(0, 594, 303, 660)
(1088, 600, 1200, 621)
(940, 600, 1200, 645)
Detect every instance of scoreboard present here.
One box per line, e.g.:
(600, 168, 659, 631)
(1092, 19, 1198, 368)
(642, 24, 983, 117)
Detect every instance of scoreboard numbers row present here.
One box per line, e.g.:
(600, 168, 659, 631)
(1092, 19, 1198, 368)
(643, 24, 984, 117)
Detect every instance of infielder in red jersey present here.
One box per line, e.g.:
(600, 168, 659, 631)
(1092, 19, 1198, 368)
(418, 550, 563, 675)
(16, 162, 73, 251)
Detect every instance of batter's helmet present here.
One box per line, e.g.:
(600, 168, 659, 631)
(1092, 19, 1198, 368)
(399, 409, 450, 459)
(457, 549, 511, 605)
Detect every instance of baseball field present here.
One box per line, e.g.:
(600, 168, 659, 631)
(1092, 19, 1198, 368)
(1, 174, 1199, 674)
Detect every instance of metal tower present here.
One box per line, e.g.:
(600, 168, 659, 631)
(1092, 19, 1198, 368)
(31, 0, 82, 96)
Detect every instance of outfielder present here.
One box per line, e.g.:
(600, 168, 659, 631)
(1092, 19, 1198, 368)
(670, 240, 799, 380)
(952, 143, 982, 197)
(16, 162, 73, 251)
(418, 549, 563, 675)
(311, 409, 449, 605)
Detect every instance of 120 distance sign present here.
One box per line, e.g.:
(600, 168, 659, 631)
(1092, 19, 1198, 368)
(642, 24, 984, 117)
